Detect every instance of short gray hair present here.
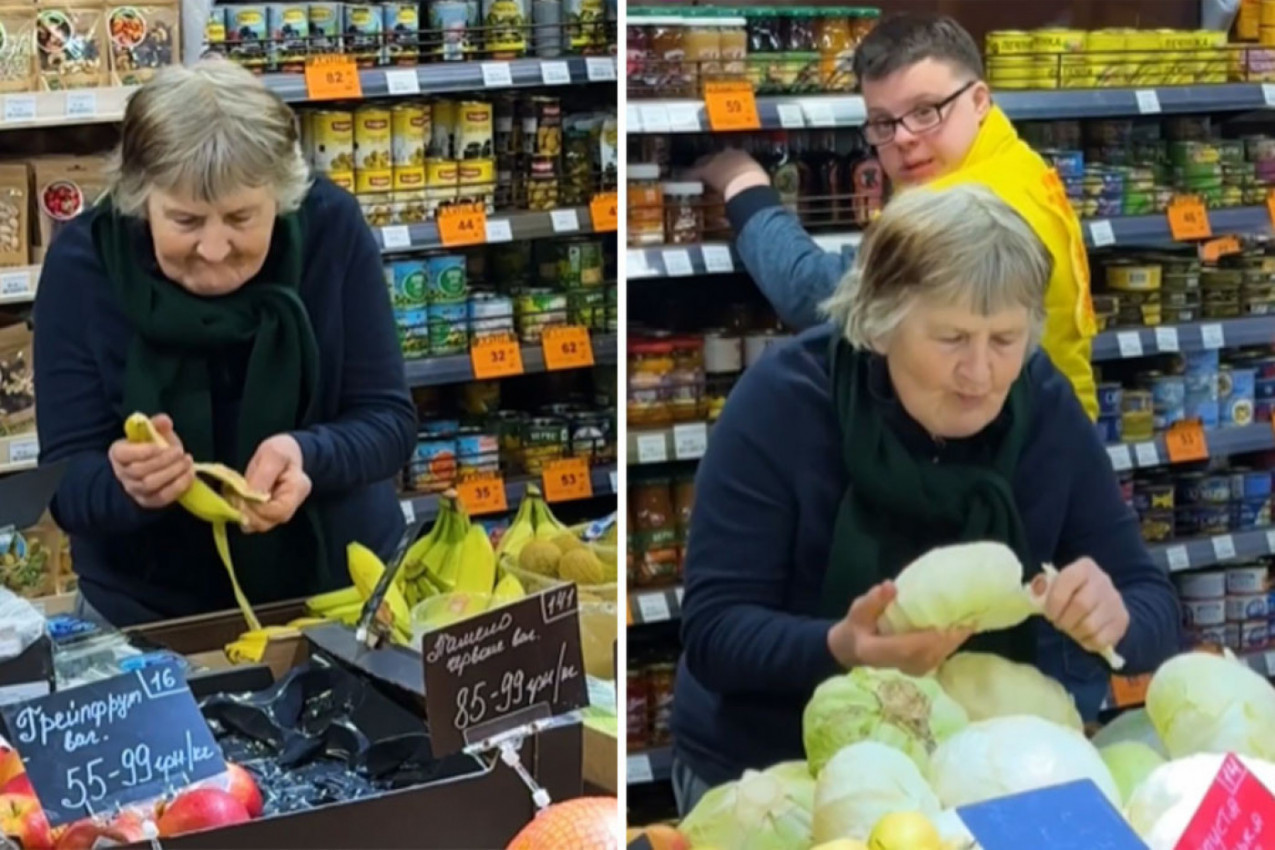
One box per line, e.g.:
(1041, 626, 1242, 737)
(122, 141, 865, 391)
(822, 184, 1052, 350)
(106, 58, 311, 216)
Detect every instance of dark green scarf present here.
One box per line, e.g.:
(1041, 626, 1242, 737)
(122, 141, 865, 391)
(821, 336, 1039, 663)
(93, 202, 330, 603)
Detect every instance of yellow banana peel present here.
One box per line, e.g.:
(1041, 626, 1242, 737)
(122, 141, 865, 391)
(347, 541, 413, 640)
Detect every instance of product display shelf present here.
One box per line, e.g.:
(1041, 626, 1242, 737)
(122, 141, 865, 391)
(1092, 315, 1275, 361)
(629, 585, 684, 626)
(1147, 526, 1275, 573)
(625, 84, 1275, 135)
(1083, 203, 1272, 248)
(627, 234, 859, 281)
(1105, 422, 1275, 473)
(404, 331, 616, 386)
(399, 463, 618, 523)
(629, 422, 712, 466)
(0, 87, 137, 130)
(377, 206, 604, 255)
(262, 55, 618, 104)
(627, 745, 674, 787)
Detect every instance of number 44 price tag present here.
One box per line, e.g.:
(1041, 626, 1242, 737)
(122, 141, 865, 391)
(438, 203, 488, 248)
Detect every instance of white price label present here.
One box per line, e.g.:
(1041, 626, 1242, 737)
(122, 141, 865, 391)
(1267, 529, 1275, 554)
(384, 69, 420, 95)
(0, 271, 28, 299)
(637, 593, 671, 623)
(3, 95, 35, 123)
(401, 500, 416, 525)
(802, 101, 836, 127)
(667, 103, 702, 133)
(1134, 441, 1160, 468)
(0, 626, 19, 658)
(626, 104, 642, 133)
(480, 62, 514, 88)
(7, 436, 36, 466)
(1213, 534, 1237, 562)
(1135, 89, 1161, 114)
(639, 105, 671, 134)
(381, 225, 411, 250)
(627, 250, 657, 279)
(627, 755, 654, 785)
(539, 61, 571, 86)
(550, 208, 580, 233)
(586, 56, 616, 81)
(1155, 326, 1180, 353)
(1265, 652, 1275, 677)
(776, 103, 804, 128)
(1089, 220, 1116, 248)
(635, 433, 668, 464)
(65, 90, 96, 118)
(663, 249, 694, 277)
(484, 218, 512, 243)
(1200, 323, 1225, 350)
(701, 245, 734, 273)
(1166, 545, 1191, 572)
(1116, 331, 1144, 358)
(609, 470, 618, 493)
(675, 586, 684, 606)
(1263, 83, 1275, 107)
(673, 422, 709, 459)
(1107, 444, 1133, 472)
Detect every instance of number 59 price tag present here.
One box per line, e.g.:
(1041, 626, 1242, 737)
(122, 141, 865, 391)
(704, 81, 761, 132)
(543, 457, 592, 502)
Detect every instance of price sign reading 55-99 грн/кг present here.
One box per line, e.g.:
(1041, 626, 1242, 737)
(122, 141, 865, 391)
(423, 585, 588, 756)
(0, 661, 226, 827)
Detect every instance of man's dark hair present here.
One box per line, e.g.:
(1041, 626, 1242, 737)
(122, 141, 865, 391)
(852, 13, 984, 87)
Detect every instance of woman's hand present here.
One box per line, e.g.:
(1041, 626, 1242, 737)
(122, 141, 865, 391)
(827, 581, 974, 676)
(238, 434, 311, 534)
(108, 413, 195, 509)
(1040, 557, 1130, 656)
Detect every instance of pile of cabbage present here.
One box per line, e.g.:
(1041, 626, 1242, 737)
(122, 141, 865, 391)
(679, 649, 1275, 850)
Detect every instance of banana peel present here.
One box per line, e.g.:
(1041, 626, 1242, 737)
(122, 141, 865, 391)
(224, 625, 302, 664)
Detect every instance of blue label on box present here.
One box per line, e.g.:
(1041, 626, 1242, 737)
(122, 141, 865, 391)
(956, 779, 1148, 850)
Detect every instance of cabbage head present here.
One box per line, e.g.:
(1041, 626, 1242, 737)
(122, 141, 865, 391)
(879, 542, 1037, 635)
(928, 715, 1120, 809)
(1099, 741, 1164, 804)
(803, 667, 968, 776)
(811, 742, 941, 844)
(1091, 707, 1168, 757)
(679, 760, 815, 850)
(935, 652, 1082, 731)
(1127, 753, 1275, 847)
(1145, 650, 1275, 760)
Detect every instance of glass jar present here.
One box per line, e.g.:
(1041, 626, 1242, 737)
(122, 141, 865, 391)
(850, 6, 879, 43)
(626, 7, 652, 96)
(816, 8, 854, 92)
(628, 163, 664, 247)
(628, 338, 676, 427)
(632, 476, 680, 588)
(646, 662, 677, 744)
(673, 472, 695, 542)
(683, 8, 721, 93)
(779, 8, 820, 92)
(663, 181, 704, 245)
(649, 15, 691, 99)
(783, 7, 817, 51)
(744, 6, 782, 92)
(627, 666, 648, 749)
(716, 10, 748, 81)
(668, 335, 706, 422)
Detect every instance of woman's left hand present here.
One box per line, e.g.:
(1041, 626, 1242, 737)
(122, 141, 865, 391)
(238, 434, 312, 534)
(1040, 557, 1130, 656)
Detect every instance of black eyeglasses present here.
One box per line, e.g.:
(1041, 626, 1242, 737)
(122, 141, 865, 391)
(862, 80, 976, 146)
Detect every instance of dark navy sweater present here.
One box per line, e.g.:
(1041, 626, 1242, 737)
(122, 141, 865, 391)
(671, 324, 1184, 787)
(33, 177, 417, 626)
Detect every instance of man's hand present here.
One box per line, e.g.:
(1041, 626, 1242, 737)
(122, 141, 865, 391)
(1040, 557, 1130, 656)
(689, 150, 771, 201)
(108, 413, 194, 510)
(827, 581, 974, 676)
(238, 434, 311, 534)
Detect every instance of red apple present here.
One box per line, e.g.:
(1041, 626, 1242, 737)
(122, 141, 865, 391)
(0, 773, 33, 798)
(0, 748, 25, 790)
(156, 788, 249, 838)
(0, 792, 53, 850)
(53, 812, 146, 850)
(223, 764, 263, 819)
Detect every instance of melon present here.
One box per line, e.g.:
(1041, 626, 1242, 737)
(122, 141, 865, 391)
(506, 797, 619, 849)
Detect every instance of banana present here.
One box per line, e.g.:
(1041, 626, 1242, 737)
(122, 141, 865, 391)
(453, 521, 496, 594)
(435, 509, 470, 591)
(346, 542, 413, 641)
(531, 492, 568, 540)
(403, 501, 447, 582)
(495, 491, 536, 562)
(419, 501, 456, 586)
(306, 585, 363, 614)
(491, 571, 525, 605)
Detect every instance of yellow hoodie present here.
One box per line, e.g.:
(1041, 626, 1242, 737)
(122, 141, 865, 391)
(929, 105, 1099, 420)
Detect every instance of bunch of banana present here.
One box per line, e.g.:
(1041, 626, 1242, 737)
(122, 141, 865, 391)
(345, 542, 413, 644)
(494, 484, 569, 562)
(123, 412, 269, 632)
(304, 585, 365, 624)
(399, 492, 500, 605)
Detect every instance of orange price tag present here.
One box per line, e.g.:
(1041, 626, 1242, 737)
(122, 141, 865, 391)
(1165, 419, 1209, 464)
(1268, 189, 1275, 230)
(626, 600, 634, 626)
(304, 55, 362, 101)
(704, 81, 762, 132)
(1167, 195, 1212, 242)
(456, 474, 508, 516)
(438, 203, 487, 247)
(590, 191, 618, 232)
(1200, 235, 1242, 263)
(543, 457, 592, 502)
(542, 325, 594, 371)
(1110, 674, 1151, 708)
(470, 334, 524, 380)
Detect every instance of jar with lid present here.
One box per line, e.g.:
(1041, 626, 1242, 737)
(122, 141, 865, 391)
(850, 7, 879, 43)
(663, 181, 704, 245)
(744, 6, 782, 91)
(682, 8, 721, 94)
(646, 661, 677, 744)
(627, 7, 652, 95)
(649, 14, 691, 98)
(628, 163, 664, 246)
(668, 335, 706, 422)
(626, 667, 648, 749)
(628, 338, 675, 427)
(716, 9, 748, 81)
(673, 472, 695, 542)
(779, 7, 820, 92)
(632, 475, 680, 588)
(816, 8, 855, 91)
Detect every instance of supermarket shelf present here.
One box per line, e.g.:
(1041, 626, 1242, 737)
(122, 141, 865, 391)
(627, 746, 673, 786)
(0, 87, 135, 130)
(263, 56, 617, 104)
(627, 244, 739, 279)
(404, 332, 616, 386)
(1083, 204, 1271, 249)
(1148, 527, 1275, 573)
(1105, 423, 1275, 473)
(1092, 316, 1275, 361)
(629, 586, 684, 626)
(629, 422, 711, 466)
(376, 206, 603, 255)
(626, 84, 1275, 134)
(399, 464, 618, 524)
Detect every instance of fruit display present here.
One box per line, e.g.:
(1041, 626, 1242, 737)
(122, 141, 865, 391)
(505, 796, 621, 849)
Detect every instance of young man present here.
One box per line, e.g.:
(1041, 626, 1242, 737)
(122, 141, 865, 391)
(694, 13, 1099, 419)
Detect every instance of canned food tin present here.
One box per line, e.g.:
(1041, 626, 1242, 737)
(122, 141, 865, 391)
(521, 416, 567, 475)
(204, 6, 227, 50)
(456, 427, 500, 477)
(355, 170, 393, 194)
(1233, 470, 1274, 500)
(1178, 570, 1227, 599)
(704, 330, 743, 375)
(468, 292, 514, 340)
(1225, 622, 1242, 649)
(390, 259, 428, 308)
(383, 1, 420, 64)
(1097, 382, 1123, 417)
(391, 103, 429, 167)
(457, 158, 495, 212)
(557, 238, 605, 289)
(1198, 503, 1233, 534)
(460, 381, 501, 416)
(343, 3, 385, 66)
(425, 160, 459, 216)
(567, 289, 607, 330)
(226, 5, 269, 68)
(355, 107, 393, 172)
(458, 101, 494, 160)
(1096, 414, 1122, 443)
(482, 0, 528, 57)
(311, 110, 355, 174)
(515, 288, 568, 343)
(1140, 510, 1174, 542)
(429, 0, 472, 61)
(744, 332, 780, 366)
(1138, 480, 1176, 511)
(1242, 619, 1269, 650)
(1086, 29, 1131, 87)
(985, 30, 1033, 55)
(308, 2, 342, 51)
(522, 97, 563, 157)
(567, 410, 609, 463)
(426, 254, 467, 304)
(410, 435, 457, 492)
(1228, 593, 1269, 621)
(1106, 263, 1162, 291)
(393, 166, 426, 192)
(394, 307, 429, 358)
(431, 100, 458, 159)
(1234, 497, 1272, 530)
(428, 302, 468, 354)
(1220, 366, 1256, 426)
(266, 3, 309, 71)
(1193, 624, 1228, 647)
(1198, 473, 1236, 504)
(1184, 598, 1226, 626)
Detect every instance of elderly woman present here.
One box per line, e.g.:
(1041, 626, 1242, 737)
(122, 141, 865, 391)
(669, 184, 1182, 812)
(33, 60, 416, 626)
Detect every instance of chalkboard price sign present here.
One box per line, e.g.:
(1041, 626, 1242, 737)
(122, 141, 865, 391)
(423, 584, 587, 756)
(0, 661, 226, 827)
